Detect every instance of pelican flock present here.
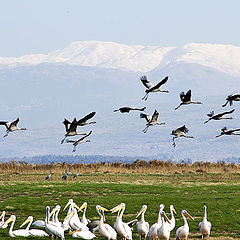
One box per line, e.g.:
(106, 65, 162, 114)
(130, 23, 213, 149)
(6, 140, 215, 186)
(0, 202, 211, 239)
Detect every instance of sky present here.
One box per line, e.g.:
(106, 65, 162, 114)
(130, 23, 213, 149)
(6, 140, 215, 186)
(0, 0, 239, 57)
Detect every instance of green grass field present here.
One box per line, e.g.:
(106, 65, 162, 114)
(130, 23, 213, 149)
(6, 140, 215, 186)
(0, 172, 239, 239)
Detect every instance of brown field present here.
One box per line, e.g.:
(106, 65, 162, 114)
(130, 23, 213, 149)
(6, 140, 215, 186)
(0, 159, 239, 175)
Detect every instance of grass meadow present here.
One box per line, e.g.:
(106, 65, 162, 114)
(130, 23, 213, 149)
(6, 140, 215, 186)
(0, 161, 239, 239)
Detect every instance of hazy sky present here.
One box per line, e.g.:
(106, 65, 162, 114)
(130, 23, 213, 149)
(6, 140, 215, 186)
(0, 0, 239, 57)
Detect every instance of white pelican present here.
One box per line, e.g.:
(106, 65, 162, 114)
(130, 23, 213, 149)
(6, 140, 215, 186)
(175, 210, 194, 240)
(110, 203, 133, 240)
(20, 216, 49, 236)
(96, 205, 117, 240)
(44, 206, 65, 240)
(199, 205, 211, 239)
(2, 214, 30, 237)
(63, 199, 88, 231)
(166, 205, 177, 232)
(65, 210, 96, 239)
(148, 204, 165, 240)
(0, 211, 6, 228)
(80, 202, 91, 225)
(136, 204, 149, 240)
(157, 210, 171, 240)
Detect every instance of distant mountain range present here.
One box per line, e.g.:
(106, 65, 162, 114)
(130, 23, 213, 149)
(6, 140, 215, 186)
(0, 41, 240, 163)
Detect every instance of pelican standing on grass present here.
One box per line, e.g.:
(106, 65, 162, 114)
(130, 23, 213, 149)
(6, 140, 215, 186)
(20, 216, 49, 237)
(199, 206, 211, 239)
(175, 210, 194, 240)
(80, 202, 91, 225)
(136, 205, 149, 240)
(175, 90, 202, 110)
(0, 118, 26, 137)
(2, 214, 30, 237)
(96, 205, 117, 240)
(166, 205, 177, 232)
(157, 210, 171, 240)
(140, 75, 169, 100)
(148, 204, 165, 240)
(45, 206, 65, 240)
(110, 203, 133, 240)
(140, 110, 165, 133)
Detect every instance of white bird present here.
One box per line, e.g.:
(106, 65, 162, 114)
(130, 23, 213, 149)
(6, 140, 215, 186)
(66, 131, 92, 152)
(96, 205, 117, 240)
(0, 118, 26, 137)
(65, 210, 96, 239)
(148, 204, 165, 240)
(166, 205, 177, 232)
(175, 210, 194, 240)
(45, 206, 65, 240)
(136, 204, 149, 240)
(2, 214, 30, 237)
(140, 75, 169, 100)
(199, 205, 211, 239)
(157, 210, 171, 240)
(0, 211, 6, 228)
(110, 203, 133, 240)
(222, 93, 240, 107)
(20, 216, 49, 237)
(61, 118, 88, 144)
(140, 110, 165, 133)
(171, 125, 194, 147)
(80, 202, 91, 225)
(175, 90, 202, 110)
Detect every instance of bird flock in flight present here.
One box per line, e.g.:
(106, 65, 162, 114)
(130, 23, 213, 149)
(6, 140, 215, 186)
(0, 199, 212, 240)
(0, 75, 240, 152)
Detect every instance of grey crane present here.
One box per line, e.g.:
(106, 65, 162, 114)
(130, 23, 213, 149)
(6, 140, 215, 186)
(77, 112, 96, 126)
(216, 127, 240, 138)
(66, 131, 92, 152)
(0, 118, 26, 137)
(140, 75, 169, 100)
(114, 106, 146, 113)
(140, 110, 165, 133)
(61, 118, 88, 144)
(175, 90, 202, 110)
(45, 171, 52, 180)
(204, 109, 235, 124)
(171, 125, 194, 147)
(222, 93, 240, 107)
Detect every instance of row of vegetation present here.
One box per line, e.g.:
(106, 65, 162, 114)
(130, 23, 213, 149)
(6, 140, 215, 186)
(0, 159, 239, 174)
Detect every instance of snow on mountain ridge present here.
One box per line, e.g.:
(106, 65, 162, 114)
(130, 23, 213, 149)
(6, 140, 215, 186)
(0, 41, 240, 76)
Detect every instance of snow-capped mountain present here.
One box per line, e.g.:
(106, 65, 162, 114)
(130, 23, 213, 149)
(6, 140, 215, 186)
(1, 41, 240, 77)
